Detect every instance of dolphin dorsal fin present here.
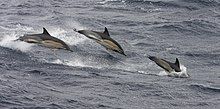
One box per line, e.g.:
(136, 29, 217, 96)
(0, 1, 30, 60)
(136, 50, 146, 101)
(175, 58, 180, 68)
(43, 27, 51, 36)
(103, 27, 110, 36)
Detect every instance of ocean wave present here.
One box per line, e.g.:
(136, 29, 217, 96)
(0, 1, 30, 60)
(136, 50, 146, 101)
(152, 24, 197, 35)
(183, 51, 220, 66)
(151, 19, 220, 37)
(181, 0, 220, 7)
(184, 52, 220, 59)
(100, 0, 220, 12)
(189, 84, 220, 94)
(25, 70, 48, 76)
(1, 0, 68, 9)
(181, 20, 220, 36)
(101, 0, 195, 10)
(110, 81, 154, 91)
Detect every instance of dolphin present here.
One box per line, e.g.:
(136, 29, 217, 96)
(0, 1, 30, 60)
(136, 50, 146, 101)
(148, 56, 181, 73)
(17, 27, 73, 52)
(74, 27, 126, 56)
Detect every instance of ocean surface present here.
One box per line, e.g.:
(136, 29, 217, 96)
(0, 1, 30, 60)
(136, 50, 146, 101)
(0, 0, 220, 108)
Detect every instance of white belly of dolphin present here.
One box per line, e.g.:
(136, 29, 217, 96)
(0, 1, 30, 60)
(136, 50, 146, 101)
(25, 39, 40, 43)
(87, 34, 100, 40)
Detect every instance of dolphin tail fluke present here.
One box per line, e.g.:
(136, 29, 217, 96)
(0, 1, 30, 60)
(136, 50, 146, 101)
(175, 58, 180, 68)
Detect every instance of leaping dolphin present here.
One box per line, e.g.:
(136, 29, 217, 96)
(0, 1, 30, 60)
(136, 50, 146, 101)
(17, 28, 73, 52)
(74, 27, 126, 56)
(148, 56, 181, 73)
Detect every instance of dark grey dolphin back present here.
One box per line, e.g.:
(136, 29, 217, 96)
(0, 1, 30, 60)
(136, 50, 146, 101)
(41, 28, 73, 52)
(90, 27, 111, 40)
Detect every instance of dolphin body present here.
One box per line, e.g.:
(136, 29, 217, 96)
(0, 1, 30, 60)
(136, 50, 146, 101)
(148, 56, 181, 73)
(75, 27, 126, 56)
(18, 28, 72, 52)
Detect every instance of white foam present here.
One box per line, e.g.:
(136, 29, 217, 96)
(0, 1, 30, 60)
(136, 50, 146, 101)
(51, 59, 64, 64)
(0, 24, 35, 51)
(50, 57, 102, 69)
(0, 24, 33, 31)
(0, 33, 33, 52)
(158, 64, 189, 78)
(65, 59, 92, 68)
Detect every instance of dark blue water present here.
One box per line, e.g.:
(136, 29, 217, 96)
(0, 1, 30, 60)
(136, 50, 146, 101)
(0, 0, 220, 108)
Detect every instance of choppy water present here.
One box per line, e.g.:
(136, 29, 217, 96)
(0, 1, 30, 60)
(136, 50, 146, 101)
(0, 0, 220, 108)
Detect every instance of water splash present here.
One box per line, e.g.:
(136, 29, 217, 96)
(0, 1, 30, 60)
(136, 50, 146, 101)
(51, 58, 102, 69)
(0, 24, 35, 52)
(158, 64, 189, 78)
(0, 24, 33, 32)
(0, 33, 33, 52)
